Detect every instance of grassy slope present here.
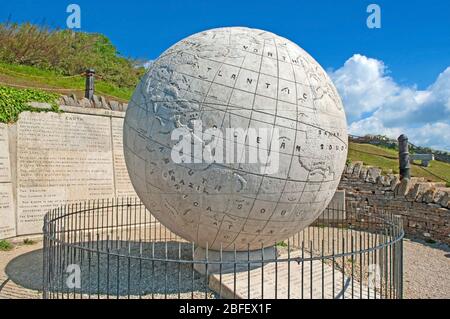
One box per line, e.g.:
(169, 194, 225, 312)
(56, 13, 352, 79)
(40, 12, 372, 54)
(349, 142, 450, 184)
(0, 62, 132, 102)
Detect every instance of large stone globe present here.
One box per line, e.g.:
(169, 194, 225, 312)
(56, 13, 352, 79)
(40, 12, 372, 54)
(124, 27, 348, 251)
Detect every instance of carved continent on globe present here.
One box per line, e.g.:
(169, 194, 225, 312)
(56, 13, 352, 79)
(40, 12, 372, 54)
(124, 27, 348, 251)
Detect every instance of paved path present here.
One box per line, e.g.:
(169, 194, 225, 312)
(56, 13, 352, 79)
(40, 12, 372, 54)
(209, 251, 379, 299)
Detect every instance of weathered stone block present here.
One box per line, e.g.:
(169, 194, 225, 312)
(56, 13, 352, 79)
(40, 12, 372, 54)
(431, 182, 447, 188)
(352, 161, 364, 177)
(359, 167, 368, 180)
(390, 175, 400, 191)
(345, 163, 354, 174)
(423, 188, 437, 203)
(383, 179, 392, 188)
(411, 177, 426, 183)
(92, 95, 102, 108)
(367, 167, 382, 183)
(110, 100, 120, 111)
(61, 95, 71, 105)
(376, 175, 384, 185)
(99, 96, 110, 109)
(434, 188, 450, 205)
(440, 193, 449, 208)
(79, 97, 92, 108)
(406, 182, 432, 201)
(27, 102, 52, 110)
(395, 178, 413, 197)
(69, 93, 78, 104)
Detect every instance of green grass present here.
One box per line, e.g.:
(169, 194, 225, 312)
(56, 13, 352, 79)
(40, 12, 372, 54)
(349, 142, 450, 184)
(0, 62, 133, 102)
(0, 61, 135, 123)
(0, 240, 13, 251)
(276, 241, 288, 248)
(349, 142, 399, 158)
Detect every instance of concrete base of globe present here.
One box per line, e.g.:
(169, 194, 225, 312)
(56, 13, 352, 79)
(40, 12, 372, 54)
(193, 246, 276, 275)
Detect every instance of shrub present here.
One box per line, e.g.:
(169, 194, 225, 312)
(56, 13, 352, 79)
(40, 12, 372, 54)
(0, 22, 145, 89)
(23, 238, 36, 245)
(0, 85, 59, 123)
(0, 240, 13, 251)
(276, 241, 288, 248)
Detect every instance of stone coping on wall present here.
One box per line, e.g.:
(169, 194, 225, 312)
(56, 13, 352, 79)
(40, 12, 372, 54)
(59, 105, 125, 118)
(343, 161, 449, 245)
(59, 94, 128, 112)
(344, 161, 450, 210)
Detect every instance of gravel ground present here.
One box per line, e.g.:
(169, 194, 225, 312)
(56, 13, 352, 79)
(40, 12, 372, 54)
(1, 238, 449, 299)
(403, 238, 450, 299)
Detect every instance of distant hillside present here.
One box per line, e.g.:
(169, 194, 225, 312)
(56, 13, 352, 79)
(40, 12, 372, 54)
(350, 134, 450, 163)
(349, 142, 450, 185)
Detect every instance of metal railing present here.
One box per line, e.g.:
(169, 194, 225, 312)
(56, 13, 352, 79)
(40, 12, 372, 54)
(42, 198, 404, 299)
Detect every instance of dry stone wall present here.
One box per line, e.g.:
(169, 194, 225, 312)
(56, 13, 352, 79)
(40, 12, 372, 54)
(59, 94, 129, 112)
(340, 161, 450, 245)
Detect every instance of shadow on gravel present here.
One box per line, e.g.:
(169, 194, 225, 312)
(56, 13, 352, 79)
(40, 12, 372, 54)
(5, 242, 216, 297)
(5, 249, 43, 291)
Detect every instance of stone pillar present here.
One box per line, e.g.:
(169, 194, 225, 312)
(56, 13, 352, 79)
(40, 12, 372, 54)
(85, 69, 95, 100)
(398, 134, 410, 180)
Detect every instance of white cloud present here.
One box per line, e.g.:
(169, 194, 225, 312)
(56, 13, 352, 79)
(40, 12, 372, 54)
(329, 54, 450, 151)
(329, 54, 398, 122)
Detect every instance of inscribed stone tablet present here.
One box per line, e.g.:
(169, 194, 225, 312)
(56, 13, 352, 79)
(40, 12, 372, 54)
(16, 112, 115, 235)
(0, 183, 15, 239)
(0, 124, 11, 183)
(112, 117, 138, 198)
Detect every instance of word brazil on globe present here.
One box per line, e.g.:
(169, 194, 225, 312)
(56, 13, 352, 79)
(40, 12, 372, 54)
(124, 27, 348, 252)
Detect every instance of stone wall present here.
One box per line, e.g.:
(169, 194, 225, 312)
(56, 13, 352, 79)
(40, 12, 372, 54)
(0, 103, 137, 239)
(340, 161, 450, 245)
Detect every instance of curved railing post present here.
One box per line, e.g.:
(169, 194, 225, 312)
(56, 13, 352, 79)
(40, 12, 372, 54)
(41, 198, 405, 300)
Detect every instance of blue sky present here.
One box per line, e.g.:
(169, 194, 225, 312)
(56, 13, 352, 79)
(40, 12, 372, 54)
(1, 0, 450, 150)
